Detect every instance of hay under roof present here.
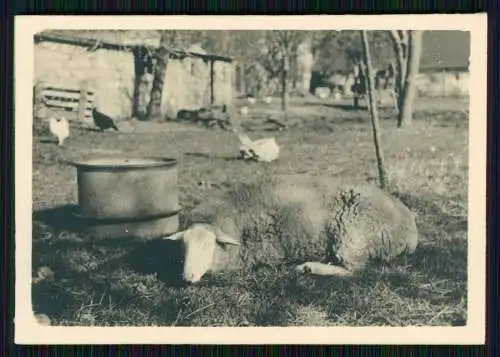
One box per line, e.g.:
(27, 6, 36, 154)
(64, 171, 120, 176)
(34, 30, 234, 63)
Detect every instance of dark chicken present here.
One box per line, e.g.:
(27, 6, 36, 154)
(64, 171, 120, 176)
(92, 108, 119, 132)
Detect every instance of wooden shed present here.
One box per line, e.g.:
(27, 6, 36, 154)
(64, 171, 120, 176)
(33, 30, 234, 121)
(154, 44, 234, 119)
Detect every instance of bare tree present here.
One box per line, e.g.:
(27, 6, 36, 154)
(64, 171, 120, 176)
(266, 31, 306, 119)
(360, 31, 389, 189)
(147, 30, 199, 120)
(201, 30, 266, 97)
(389, 30, 424, 128)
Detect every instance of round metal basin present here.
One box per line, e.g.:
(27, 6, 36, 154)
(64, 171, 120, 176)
(72, 157, 179, 220)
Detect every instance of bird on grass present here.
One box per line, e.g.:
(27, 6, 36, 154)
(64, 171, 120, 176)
(240, 106, 249, 116)
(92, 108, 119, 132)
(48, 116, 70, 146)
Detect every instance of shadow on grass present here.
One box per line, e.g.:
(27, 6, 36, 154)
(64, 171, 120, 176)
(407, 239, 467, 281)
(34, 204, 85, 233)
(184, 152, 248, 162)
(393, 191, 468, 236)
(38, 138, 58, 144)
(304, 102, 368, 112)
(34, 205, 186, 281)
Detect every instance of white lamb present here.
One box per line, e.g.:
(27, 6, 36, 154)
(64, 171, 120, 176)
(48, 117, 70, 146)
(238, 134, 280, 163)
(163, 174, 419, 283)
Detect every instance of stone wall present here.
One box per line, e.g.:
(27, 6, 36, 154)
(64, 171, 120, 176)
(35, 40, 234, 121)
(161, 57, 211, 119)
(34, 41, 135, 119)
(212, 61, 233, 107)
(161, 57, 233, 119)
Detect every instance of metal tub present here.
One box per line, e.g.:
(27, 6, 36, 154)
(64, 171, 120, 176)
(72, 157, 180, 240)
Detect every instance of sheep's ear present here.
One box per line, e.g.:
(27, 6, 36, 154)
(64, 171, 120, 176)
(215, 230, 241, 246)
(162, 230, 185, 241)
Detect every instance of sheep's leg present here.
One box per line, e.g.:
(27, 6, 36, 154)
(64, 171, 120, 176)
(295, 261, 352, 277)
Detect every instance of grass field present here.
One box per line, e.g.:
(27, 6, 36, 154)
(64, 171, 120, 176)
(31, 96, 469, 327)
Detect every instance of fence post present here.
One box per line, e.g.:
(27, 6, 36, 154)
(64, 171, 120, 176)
(210, 60, 215, 105)
(79, 81, 88, 121)
(34, 80, 46, 119)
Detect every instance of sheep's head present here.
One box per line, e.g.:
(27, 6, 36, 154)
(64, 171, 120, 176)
(163, 223, 240, 283)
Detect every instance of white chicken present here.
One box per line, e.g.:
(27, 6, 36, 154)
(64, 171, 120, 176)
(263, 96, 272, 104)
(240, 106, 249, 115)
(48, 117, 70, 146)
(238, 134, 280, 163)
(247, 96, 256, 104)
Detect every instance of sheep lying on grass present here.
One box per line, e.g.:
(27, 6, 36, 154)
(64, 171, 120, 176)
(164, 174, 419, 283)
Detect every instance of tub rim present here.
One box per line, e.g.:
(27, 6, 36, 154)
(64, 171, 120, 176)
(70, 157, 178, 171)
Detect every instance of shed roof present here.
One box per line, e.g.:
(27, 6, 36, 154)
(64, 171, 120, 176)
(419, 30, 470, 71)
(34, 30, 234, 63)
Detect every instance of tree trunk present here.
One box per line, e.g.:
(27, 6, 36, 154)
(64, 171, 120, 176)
(132, 49, 143, 119)
(132, 48, 153, 120)
(147, 55, 167, 120)
(398, 30, 423, 128)
(390, 31, 408, 116)
(238, 63, 246, 95)
(281, 54, 290, 119)
(361, 31, 389, 190)
(147, 32, 171, 120)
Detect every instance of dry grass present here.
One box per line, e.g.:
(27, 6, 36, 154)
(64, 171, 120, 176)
(31, 96, 468, 327)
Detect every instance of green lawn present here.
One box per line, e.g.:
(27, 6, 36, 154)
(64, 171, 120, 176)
(32, 96, 469, 326)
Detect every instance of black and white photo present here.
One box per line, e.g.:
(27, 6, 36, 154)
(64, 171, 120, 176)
(15, 14, 487, 344)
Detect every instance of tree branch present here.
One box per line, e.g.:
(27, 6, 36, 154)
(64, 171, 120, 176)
(390, 30, 402, 47)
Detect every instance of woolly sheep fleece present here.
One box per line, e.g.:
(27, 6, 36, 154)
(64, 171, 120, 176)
(180, 174, 419, 274)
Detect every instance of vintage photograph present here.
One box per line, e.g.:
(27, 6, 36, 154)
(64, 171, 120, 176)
(16, 15, 487, 344)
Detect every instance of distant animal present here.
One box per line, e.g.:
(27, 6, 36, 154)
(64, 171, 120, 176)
(240, 106, 249, 115)
(177, 109, 199, 122)
(263, 96, 273, 104)
(163, 174, 419, 283)
(48, 117, 70, 146)
(315, 87, 330, 99)
(92, 108, 119, 132)
(333, 91, 342, 100)
(202, 104, 231, 129)
(247, 96, 257, 104)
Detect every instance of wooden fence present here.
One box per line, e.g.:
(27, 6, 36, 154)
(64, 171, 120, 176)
(34, 81, 95, 120)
